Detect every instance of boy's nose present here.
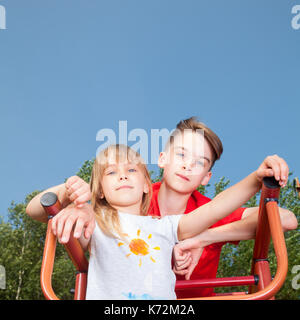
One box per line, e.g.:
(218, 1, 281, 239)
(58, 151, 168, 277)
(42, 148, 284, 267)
(182, 160, 193, 171)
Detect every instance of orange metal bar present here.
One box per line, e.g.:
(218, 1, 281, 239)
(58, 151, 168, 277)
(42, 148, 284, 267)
(251, 178, 280, 262)
(64, 236, 89, 272)
(40, 220, 59, 300)
(248, 177, 280, 296)
(253, 260, 272, 291)
(183, 200, 288, 300)
(74, 273, 87, 300)
(215, 291, 247, 296)
(40, 192, 88, 300)
(175, 276, 256, 290)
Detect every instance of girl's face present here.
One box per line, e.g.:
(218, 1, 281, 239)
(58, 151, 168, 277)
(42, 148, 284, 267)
(100, 157, 149, 213)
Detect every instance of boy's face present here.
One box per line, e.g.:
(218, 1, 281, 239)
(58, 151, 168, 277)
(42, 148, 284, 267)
(101, 156, 149, 209)
(158, 130, 213, 194)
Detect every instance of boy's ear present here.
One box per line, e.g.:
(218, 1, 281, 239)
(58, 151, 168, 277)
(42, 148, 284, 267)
(201, 171, 212, 186)
(158, 152, 167, 169)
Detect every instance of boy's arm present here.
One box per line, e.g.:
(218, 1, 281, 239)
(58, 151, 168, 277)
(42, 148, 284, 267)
(26, 176, 91, 223)
(26, 183, 70, 223)
(177, 155, 288, 241)
(51, 202, 95, 244)
(78, 231, 92, 252)
(173, 214, 258, 279)
(178, 206, 297, 251)
(242, 207, 298, 232)
(174, 207, 298, 279)
(51, 202, 94, 252)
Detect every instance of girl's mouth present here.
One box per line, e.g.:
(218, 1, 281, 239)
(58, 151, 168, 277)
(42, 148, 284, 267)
(116, 185, 134, 191)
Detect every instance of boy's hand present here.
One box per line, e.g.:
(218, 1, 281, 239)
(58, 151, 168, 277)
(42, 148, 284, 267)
(256, 155, 289, 187)
(51, 202, 95, 244)
(65, 176, 91, 207)
(173, 238, 206, 280)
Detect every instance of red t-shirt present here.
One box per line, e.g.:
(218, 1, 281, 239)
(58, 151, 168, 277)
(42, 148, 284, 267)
(147, 182, 246, 299)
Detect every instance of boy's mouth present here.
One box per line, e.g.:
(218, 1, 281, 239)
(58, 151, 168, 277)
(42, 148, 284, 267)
(175, 173, 190, 181)
(116, 185, 134, 191)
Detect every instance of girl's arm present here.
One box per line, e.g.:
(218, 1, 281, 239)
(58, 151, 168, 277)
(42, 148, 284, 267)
(177, 155, 288, 241)
(178, 172, 260, 240)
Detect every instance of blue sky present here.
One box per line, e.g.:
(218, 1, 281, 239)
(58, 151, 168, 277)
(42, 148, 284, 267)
(1, 0, 300, 220)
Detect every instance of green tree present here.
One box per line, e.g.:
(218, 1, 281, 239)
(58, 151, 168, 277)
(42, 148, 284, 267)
(76, 159, 94, 183)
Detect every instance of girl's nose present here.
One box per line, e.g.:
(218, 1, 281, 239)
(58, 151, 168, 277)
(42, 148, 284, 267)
(119, 173, 128, 180)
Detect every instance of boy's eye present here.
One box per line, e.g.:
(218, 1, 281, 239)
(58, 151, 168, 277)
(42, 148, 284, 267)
(195, 161, 204, 167)
(176, 153, 185, 158)
(107, 171, 116, 175)
(128, 168, 137, 172)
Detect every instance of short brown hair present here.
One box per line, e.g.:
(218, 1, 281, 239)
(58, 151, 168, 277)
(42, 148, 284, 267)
(168, 117, 223, 170)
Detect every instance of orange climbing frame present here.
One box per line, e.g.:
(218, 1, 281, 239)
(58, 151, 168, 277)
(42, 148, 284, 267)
(40, 193, 88, 300)
(40, 176, 288, 300)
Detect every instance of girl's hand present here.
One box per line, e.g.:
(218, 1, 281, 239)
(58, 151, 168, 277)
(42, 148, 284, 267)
(173, 238, 206, 280)
(172, 245, 192, 278)
(256, 155, 289, 187)
(51, 202, 95, 244)
(65, 176, 91, 207)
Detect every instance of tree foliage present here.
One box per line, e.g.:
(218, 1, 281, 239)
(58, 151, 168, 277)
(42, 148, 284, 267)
(0, 162, 299, 300)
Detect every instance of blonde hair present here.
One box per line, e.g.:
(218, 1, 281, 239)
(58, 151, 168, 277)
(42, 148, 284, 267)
(166, 116, 223, 170)
(90, 144, 152, 239)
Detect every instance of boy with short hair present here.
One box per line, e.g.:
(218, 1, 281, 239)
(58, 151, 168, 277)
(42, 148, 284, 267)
(152, 117, 296, 298)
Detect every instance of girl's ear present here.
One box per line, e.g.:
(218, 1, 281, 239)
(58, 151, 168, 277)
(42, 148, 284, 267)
(143, 182, 150, 194)
(201, 171, 212, 186)
(158, 152, 167, 169)
(99, 191, 104, 199)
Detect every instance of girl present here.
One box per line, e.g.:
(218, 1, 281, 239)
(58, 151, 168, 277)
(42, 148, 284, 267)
(64, 143, 286, 300)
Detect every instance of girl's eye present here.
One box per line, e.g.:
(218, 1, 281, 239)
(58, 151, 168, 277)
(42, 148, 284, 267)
(128, 168, 137, 172)
(107, 171, 116, 175)
(176, 153, 185, 158)
(196, 161, 204, 167)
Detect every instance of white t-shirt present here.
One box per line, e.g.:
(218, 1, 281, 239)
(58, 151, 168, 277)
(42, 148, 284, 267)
(86, 211, 183, 300)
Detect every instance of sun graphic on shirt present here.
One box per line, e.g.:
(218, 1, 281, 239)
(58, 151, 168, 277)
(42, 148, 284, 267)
(118, 229, 160, 267)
